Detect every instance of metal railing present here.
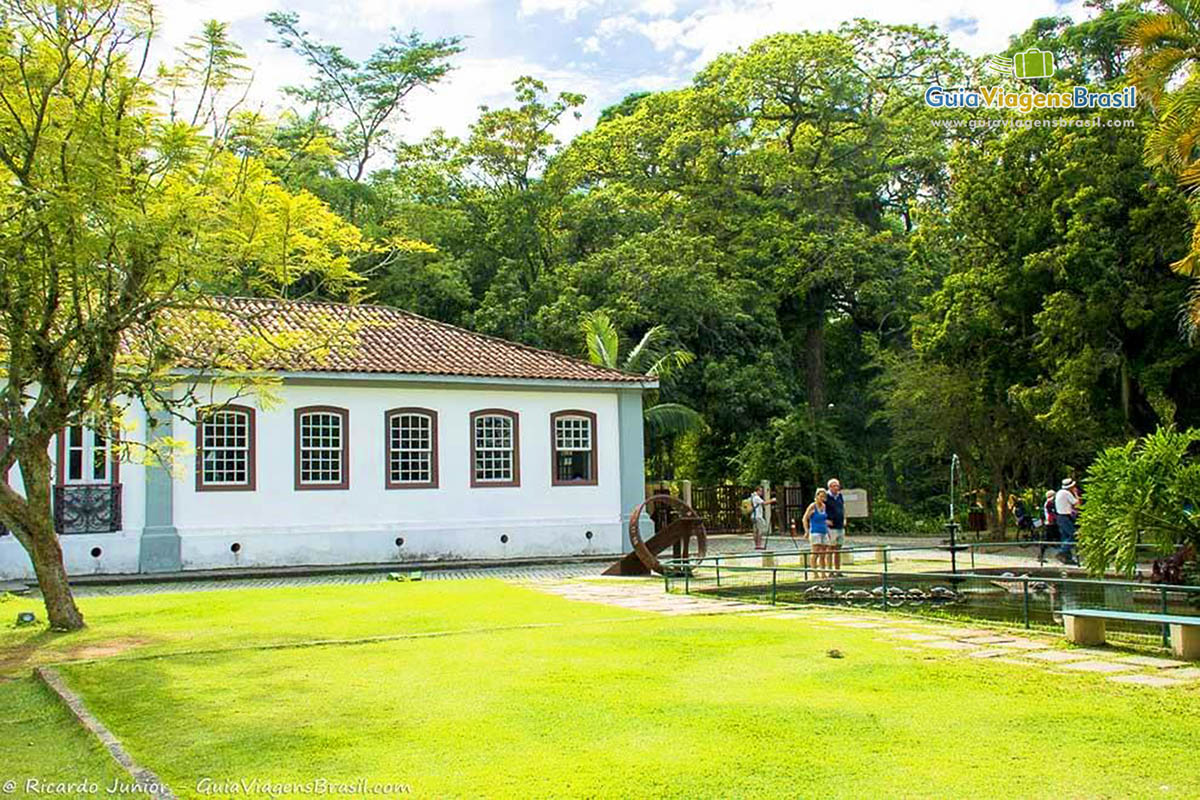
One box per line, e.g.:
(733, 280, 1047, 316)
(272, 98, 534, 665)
(53, 484, 122, 534)
(662, 541, 1200, 647)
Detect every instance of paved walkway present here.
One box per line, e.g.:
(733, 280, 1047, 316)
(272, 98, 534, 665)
(532, 577, 1200, 691)
(68, 561, 607, 597)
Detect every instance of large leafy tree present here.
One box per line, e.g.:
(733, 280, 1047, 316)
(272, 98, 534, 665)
(1129, 0, 1200, 338)
(0, 0, 369, 629)
(265, 12, 462, 186)
(888, 6, 1200, 532)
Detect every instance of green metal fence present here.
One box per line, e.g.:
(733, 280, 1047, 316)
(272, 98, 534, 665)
(662, 542, 1200, 646)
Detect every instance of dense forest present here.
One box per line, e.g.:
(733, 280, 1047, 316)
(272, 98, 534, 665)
(9, 0, 1200, 536)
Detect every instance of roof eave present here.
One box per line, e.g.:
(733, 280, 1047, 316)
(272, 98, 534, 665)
(171, 368, 659, 391)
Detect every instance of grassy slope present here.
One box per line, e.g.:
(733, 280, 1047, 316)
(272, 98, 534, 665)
(27, 584, 1195, 799)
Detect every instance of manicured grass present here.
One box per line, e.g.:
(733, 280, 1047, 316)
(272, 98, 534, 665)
(0, 678, 128, 796)
(0, 581, 646, 676)
(10, 581, 1195, 799)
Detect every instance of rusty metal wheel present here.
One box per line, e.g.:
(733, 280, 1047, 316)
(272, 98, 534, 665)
(628, 494, 707, 575)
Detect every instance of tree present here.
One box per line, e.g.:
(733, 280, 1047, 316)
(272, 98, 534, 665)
(1078, 427, 1200, 575)
(265, 11, 462, 184)
(1128, 0, 1200, 339)
(159, 19, 250, 139)
(0, 0, 369, 629)
(580, 310, 703, 476)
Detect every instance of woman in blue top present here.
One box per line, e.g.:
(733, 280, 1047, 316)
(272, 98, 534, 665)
(803, 488, 830, 576)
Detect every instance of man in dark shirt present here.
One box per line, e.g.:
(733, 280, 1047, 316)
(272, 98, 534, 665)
(826, 478, 846, 575)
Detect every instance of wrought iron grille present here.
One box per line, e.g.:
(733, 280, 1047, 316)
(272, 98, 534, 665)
(54, 484, 122, 534)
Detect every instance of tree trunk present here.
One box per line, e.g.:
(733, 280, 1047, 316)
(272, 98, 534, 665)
(804, 291, 826, 412)
(17, 444, 85, 630)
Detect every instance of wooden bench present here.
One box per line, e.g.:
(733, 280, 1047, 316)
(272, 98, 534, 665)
(1061, 609, 1200, 660)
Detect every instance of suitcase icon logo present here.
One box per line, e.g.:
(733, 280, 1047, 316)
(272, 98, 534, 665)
(987, 49, 1055, 80)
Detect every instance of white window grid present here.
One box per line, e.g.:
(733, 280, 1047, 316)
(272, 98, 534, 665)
(65, 426, 112, 484)
(390, 413, 433, 484)
(474, 415, 514, 483)
(554, 416, 593, 482)
(299, 412, 344, 485)
(555, 416, 592, 451)
(201, 411, 249, 486)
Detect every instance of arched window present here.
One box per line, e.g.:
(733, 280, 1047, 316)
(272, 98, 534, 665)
(295, 406, 349, 490)
(470, 409, 519, 487)
(386, 408, 438, 489)
(196, 405, 256, 491)
(551, 410, 597, 486)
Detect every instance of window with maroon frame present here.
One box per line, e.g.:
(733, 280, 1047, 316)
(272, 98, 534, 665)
(470, 410, 519, 487)
(386, 408, 438, 489)
(196, 405, 256, 491)
(551, 410, 597, 486)
(295, 406, 349, 490)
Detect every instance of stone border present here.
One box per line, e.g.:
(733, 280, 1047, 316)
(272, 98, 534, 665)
(35, 666, 176, 800)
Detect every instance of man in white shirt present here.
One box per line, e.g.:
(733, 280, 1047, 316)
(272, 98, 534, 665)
(749, 486, 774, 550)
(1054, 478, 1081, 565)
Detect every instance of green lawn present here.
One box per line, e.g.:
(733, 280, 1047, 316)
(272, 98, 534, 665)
(3, 580, 1200, 799)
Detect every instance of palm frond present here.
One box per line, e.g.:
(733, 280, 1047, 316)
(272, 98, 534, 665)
(623, 325, 670, 374)
(644, 402, 706, 437)
(645, 349, 695, 381)
(580, 310, 620, 369)
(1179, 277, 1200, 344)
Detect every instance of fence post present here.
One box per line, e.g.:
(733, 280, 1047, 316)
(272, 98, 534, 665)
(680, 479, 692, 508)
(1022, 578, 1030, 629)
(715, 556, 721, 588)
(771, 568, 777, 605)
(761, 479, 772, 549)
(684, 567, 689, 595)
(1162, 587, 1170, 648)
(803, 551, 810, 581)
(881, 553, 889, 613)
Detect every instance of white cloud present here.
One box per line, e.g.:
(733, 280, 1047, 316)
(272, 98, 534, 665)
(590, 0, 1094, 64)
(519, 0, 604, 19)
(637, 0, 677, 15)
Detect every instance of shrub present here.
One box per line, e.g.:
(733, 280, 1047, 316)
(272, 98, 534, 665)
(1078, 427, 1200, 576)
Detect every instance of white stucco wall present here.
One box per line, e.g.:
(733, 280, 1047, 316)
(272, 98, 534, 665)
(0, 404, 147, 579)
(169, 380, 624, 570)
(0, 379, 628, 579)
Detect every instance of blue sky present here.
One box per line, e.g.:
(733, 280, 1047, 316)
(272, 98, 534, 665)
(157, 0, 1090, 146)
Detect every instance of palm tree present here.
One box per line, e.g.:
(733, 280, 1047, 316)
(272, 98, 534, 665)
(581, 311, 704, 473)
(1129, 0, 1200, 339)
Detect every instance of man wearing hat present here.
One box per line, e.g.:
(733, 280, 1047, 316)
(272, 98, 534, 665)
(1054, 478, 1081, 565)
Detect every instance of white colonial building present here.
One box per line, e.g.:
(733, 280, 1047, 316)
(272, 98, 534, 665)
(0, 298, 653, 579)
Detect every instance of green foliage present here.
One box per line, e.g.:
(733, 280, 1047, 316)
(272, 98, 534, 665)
(265, 11, 462, 183)
(1128, 0, 1200, 338)
(1078, 427, 1200, 575)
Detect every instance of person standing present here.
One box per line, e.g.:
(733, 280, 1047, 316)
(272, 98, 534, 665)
(1040, 490, 1059, 563)
(1055, 479, 1081, 565)
(826, 478, 846, 576)
(749, 486, 775, 551)
(803, 488, 830, 575)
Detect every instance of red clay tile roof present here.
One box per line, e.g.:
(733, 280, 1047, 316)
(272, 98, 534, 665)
(169, 297, 652, 384)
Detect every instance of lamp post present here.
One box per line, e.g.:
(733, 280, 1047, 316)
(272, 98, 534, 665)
(946, 453, 961, 575)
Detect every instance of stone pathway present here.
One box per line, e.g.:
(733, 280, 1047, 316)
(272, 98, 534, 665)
(69, 562, 606, 597)
(537, 578, 776, 616)
(531, 577, 1200, 691)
